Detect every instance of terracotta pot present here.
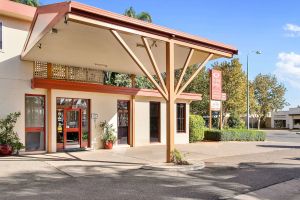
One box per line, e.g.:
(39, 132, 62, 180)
(56, 143, 64, 151)
(81, 141, 88, 148)
(0, 144, 13, 156)
(103, 141, 113, 149)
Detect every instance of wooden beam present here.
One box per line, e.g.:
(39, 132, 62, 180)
(111, 29, 168, 100)
(176, 53, 214, 97)
(142, 37, 168, 95)
(174, 40, 232, 58)
(130, 74, 136, 88)
(47, 89, 52, 153)
(47, 63, 52, 79)
(175, 48, 194, 94)
(166, 41, 175, 163)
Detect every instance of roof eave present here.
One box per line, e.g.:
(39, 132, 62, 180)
(69, 1, 238, 56)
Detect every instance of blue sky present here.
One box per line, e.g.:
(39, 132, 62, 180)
(43, 0, 300, 109)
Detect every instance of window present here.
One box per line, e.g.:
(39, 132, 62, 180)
(176, 103, 186, 133)
(25, 95, 45, 151)
(0, 22, 2, 49)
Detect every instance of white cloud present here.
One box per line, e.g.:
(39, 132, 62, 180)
(275, 52, 300, 89)
(283, 23, 300, 37)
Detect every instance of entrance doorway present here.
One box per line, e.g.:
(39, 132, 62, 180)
(150, 102, 160, 143)
(117, 100, 130, 145)
(56, 98, 90, 151)
(64, 108, 81, 149)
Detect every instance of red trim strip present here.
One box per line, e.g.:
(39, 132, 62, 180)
(31, 78, 202, 101)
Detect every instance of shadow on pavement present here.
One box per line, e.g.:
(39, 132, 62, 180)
(5, 153, 146, 165)
(257, 144, 300, 149)
(0, 161, 299, 200)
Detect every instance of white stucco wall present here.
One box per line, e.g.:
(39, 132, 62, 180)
(135, 97, 190, 146)
(0, 16, 46, 146)
(0, 15, 191, 152)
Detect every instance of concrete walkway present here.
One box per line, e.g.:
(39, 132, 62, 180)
(1, 140, 299, 178)
(0, 131, 300, 199)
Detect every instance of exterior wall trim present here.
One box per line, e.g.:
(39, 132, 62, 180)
(31, 78, 202, 101)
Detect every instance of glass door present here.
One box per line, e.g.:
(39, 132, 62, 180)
(64, 108, 81, 149)
(117, 100, 130, 145)
(150, 102, 160, 143)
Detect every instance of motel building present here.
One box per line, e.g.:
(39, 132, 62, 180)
(271, 107, 300, 129)
(0, 1, 237, 160)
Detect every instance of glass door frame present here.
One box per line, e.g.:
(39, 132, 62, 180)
(117, 100, 130, 145)
(149, 101, 161, 143)
(25, 94, 46, 151)
(63, 108, 82, 149)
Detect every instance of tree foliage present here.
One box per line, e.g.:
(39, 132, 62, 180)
(124, 6, 152, 22)
(252, 73, 288, 128)
(183, 66, 209, 116)
(12, 0, 40, 7)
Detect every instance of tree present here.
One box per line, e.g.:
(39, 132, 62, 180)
(212, 58, 247, 121)
(124, 6, 152, 22)
(12, 0, 40, 7)
(183, 66, 210, 116)
(252, 73, 288, 129)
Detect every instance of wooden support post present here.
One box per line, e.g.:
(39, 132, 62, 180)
(47, 89, 52, 152)
(130, 95, 136, 147)
(175, 48, 194, 94)
(111, 30, 168, 100)
(209, 71, 212, 129)
(166, 41, 175, 163)
(130, 74, 136, 88)
(176, 53, 213, 98)
(142, 37, 168, 95)
(47, 63, 52, 79)
(209, 102, 212, 129)
(220, 102, 223, 130)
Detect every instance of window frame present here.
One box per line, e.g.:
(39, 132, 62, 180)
(25, 94, 46, 151)
(176, 103, 186, 133)
(0, 21, 3, 50)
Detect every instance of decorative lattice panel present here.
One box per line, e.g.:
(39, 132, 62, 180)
(33, 61, 48, 78)
(67, 66, 87, 82)
(52, 64, 67, 80)
(87, 69, 104, 84)
(33, 61, 104, 84)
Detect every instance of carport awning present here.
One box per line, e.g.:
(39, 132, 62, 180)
(21, 1, 237, 76)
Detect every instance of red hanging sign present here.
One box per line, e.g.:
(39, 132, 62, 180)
(210, 69, 222, 100)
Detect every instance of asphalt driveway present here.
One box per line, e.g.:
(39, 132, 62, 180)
(0, 130, 300, 200)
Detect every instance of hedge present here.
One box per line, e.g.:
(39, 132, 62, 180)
(204, 129, 266, 141)
(189, 115, 206, 143)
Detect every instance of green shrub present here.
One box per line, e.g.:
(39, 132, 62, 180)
(0, 112, 24, 154)
(189, 115, 206, 142)
(227, 113, 245, 129)
(171, 148, 189, 165)
(204, 129, 265, 141)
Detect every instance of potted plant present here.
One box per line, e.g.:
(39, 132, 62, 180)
(100, 121, 117, 149)
(0, 112, 24, 156)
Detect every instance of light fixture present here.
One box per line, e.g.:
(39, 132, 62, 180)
(136, 43, 145, 48)
(64, 16, 68, 24)
(50, 28, 58, 34)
